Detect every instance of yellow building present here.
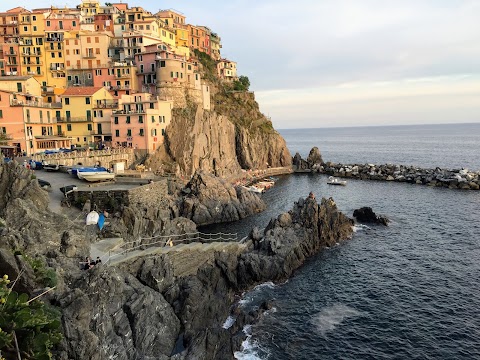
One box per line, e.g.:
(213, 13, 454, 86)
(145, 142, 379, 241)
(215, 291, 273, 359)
(18, 10, 48, 85)
(60, 87, 115, 148)
(0, 75, 42, 95)
(64, 30, 113, 70)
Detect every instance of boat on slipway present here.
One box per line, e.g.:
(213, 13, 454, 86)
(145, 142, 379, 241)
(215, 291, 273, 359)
(69, 166, 107, 177)
(327, 176, 347, 186)
(80, 172, 115, 182)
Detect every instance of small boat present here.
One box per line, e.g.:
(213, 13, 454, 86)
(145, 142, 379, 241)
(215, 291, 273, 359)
(70, 166, 107, 177)
(80, 172, 115, 182)
(241, 185, 265, 194)
(77, 167, 109, 180)
(60, 185, 78, 195)
(327, 176, 347, 186)
(43, 162, 60, 171)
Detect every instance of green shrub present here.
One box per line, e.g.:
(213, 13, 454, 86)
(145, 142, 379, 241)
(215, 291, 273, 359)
(0, 275, 62, 359)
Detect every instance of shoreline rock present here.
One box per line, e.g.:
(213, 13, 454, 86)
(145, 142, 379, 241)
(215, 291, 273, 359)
(292, 147, 480, 191)
(353, 207, 389, 226)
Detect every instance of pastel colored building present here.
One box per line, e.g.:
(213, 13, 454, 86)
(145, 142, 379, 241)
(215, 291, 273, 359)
(1, 89, 68, 155)
(217, 59, 237, 80)
(60, 86, 115, 148)
(0, 7, 23, 43)
(18, 9, 48, 84)
(0, 75, 42, 95)
(112, 93, 172, 152)
(210, 32, 222, 60)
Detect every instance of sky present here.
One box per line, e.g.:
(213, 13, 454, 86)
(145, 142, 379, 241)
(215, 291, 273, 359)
(5, 0, 480, 128)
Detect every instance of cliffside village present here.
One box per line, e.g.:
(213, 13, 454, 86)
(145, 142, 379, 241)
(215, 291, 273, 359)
(0, 0, 238, 156)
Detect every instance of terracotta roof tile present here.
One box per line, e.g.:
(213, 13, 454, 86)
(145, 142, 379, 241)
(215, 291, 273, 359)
(61, 87, 103, 96)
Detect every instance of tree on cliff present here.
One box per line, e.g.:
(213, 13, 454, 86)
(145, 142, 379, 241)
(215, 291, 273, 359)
(233, 76, 250, 91)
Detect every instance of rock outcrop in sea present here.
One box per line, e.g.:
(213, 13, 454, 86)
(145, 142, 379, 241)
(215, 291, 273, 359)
(353, 207, 390, 226)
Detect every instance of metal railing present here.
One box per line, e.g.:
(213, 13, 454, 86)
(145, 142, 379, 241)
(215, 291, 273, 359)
(104, 231, 239, 265)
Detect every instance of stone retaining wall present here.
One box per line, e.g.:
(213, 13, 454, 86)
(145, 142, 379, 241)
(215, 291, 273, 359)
(32, 149, 135, 168)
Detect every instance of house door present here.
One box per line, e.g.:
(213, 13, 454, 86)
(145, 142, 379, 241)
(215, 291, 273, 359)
(97, 123, 102, 135)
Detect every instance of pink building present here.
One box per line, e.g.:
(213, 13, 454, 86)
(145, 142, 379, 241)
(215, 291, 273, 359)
(112, 92, 173, 153)
(0, 89, 25, 154)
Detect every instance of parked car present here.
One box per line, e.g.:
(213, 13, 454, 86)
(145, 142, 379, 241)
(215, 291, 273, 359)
(37, 179, 52, 190)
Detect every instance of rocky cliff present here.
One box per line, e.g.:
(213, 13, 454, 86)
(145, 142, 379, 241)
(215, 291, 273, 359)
(1, 163, 354, 360)
(180, 171, 266, 226)
(146, 64, 292, 177)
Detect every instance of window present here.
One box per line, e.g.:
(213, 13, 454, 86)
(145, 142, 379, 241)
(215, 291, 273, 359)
(127, 129, 132, 136)
(162, 129, 165, 135)
(23, 26, 27, 32)
(66, 49, 70, 55)
(64, 98, 70, 105)
(85, 98, 90, 105)
(87, 37, 91, 43)
(32, 16, 36, 21)
(46, 20, 50, 26)
(170, 71, 174, 78)
(149, 102, 154, 109)
(87, 124, 92, 131)
(115, 129, 120, 137)
(139, 128, 144, 136)
(66, 40, 69, 45)
(26, 109, 30, 122)
(151, 116, 155, 123)
(160, 60, 165, 67)
(0, 110, 2, 118)
(67, 124, 72, 131)
(153, 129, 157, 136)
(151, 63, 155, 72)
(126, 116, 130, 124)
(138, 116, 143, 123)
(95, 37, 99, 43)
(95, 48, 100, 54)
(72, 21, 76, 27)
(114, 117, 118, 124)
(95, 69, 102, 75)
(33, 26, 37, 31)
(39, 111, 43, 121)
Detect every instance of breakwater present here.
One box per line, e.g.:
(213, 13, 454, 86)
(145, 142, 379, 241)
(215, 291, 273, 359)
(319, 162, 480, 190)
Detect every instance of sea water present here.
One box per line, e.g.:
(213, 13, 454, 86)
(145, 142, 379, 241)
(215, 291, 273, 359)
(208, 123, 480, 359)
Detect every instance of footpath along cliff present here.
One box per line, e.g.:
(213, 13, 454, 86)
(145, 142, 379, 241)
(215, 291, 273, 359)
(0, 163, 353, 359)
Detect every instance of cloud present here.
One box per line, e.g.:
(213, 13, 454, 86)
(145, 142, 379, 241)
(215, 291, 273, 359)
(5, 0, 479, 127)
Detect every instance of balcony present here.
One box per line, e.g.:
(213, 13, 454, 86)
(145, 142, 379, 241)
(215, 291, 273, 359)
(46, 37, 63, 42)
(10, 99, 61, 108)
(113, 109, 146, 115)
(93, 100, 118, 109)
(83, 53, 96, 58)
(46, 46, 62, 51)
(7, 50, 17, 55)
(41, 86, 55, 95)
(109, 85, 131, 90)
(115, 73, 131, 78)
(64, 117, 93, 122)
(50, 65, 65, 71)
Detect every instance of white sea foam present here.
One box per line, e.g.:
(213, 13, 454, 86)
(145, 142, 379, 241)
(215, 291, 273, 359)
(238, 281, 277, 307)
(311, 303, 361, 336)
(233, 325, 263, 360)
(222, 315, 236, 330)
(353, 224, 370, 232)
